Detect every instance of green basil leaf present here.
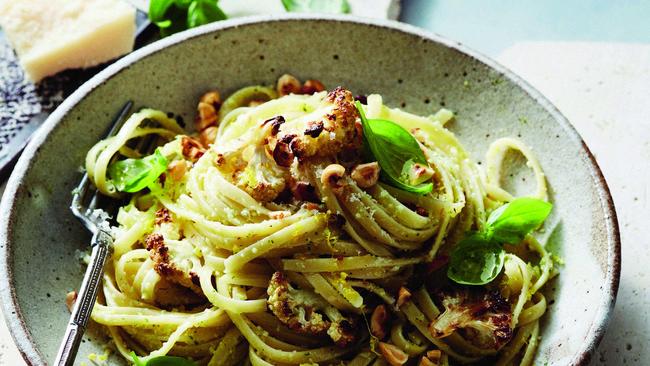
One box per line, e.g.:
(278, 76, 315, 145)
(108, 149, 168, 193)
(356, 101, 433, 195)
(131, 352, 197, 366)
(149, 0, 175, 22)
(174, 0, 194, 9)
(282, 0, 350, 13)
(447, 234, 505, 285)
(187, 0, 227, 29)
(486, 197, 552, 244)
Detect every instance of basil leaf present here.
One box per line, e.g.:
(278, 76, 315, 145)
(447, 234, 505, 285)
(149, 0, 175, 22)
(131, 352, 197, 366)
(149, 0, 227, 37)
(187, 0, 227, 29)
(486, 197, 552, 244)
(282, 0, 351, 13)
(108, 149, 168, 193)
(356, 101, 433, 195)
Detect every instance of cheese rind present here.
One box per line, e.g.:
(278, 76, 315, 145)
(0, 0, 136, 82)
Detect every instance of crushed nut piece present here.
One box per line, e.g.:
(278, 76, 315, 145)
(168, 160, 188, 181)
(65, 291, 77, 312)
(199, 126, 218, 147)
(321, 164, 346, 193)
(378, 342, 408, 366)
(397, 287, 412, 308)
(277, 74, 302, 96)
(196, 91, 221, 131)
(302, 79, 326, 94)
(181, 136, 205, 161)
(351, 162, 380, 188)
(371, 304, 389, 340)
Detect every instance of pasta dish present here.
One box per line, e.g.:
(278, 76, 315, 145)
(83, 74, 556, 366)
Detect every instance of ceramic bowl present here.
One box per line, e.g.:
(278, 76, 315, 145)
(0, 15, 620, 365)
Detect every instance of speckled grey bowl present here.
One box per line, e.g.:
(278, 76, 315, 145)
(0, 15, 620, 366)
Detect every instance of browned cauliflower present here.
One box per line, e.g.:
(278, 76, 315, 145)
(214, 87, 361, 202)
(275, 87, 361, 161)
(146, 233, 202, 295)
(267, 271, 358, 347)
(428, 288, 513, 349)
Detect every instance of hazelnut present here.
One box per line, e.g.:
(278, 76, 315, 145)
(378, 342, 408, 366)
(301, 79, 326, 94)
(65, 291, 77, 312)
(276, 74, 302, 96)
(371, 304, 389, 339)
(195, 91, 221, 131)
(351, 162, 380, 188)
(320, 164, 346, 193)
(168, 160, 188, 181)
(397, 287, 412, 309)
(181, 136, 205, 162)
(419, 350, 442, 366)
(199, 126, 218, 147)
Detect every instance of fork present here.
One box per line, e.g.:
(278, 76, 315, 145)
(53, 101, 134, 366)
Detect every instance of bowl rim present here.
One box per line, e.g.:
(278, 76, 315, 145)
(0, 14, 620, 366)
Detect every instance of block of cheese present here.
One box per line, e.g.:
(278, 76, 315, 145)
(0, 0, 136, 82)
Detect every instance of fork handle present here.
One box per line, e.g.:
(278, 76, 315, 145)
(54, 230, 113, 366)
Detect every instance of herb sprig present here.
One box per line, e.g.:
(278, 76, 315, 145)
(447, 197, 552, 285)
(149, 0, 227, 37)
(355, 101, 433, 195)
(107, 149, 168, 193)
(282, 0, 351, 13)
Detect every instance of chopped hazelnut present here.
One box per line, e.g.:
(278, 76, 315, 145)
(168, 160, 188, 181)
(419, 350, 442, 366)
(199, 126, 218, 147)
(195, 91, 221, 131)
(181, 136, 205, 161)
(371, 304, 389, 339)
(378, 342, 408, 366)
(397, 287, 412, 309)
(351, 162, 380, 188)
(302, 79, 326, 95)
(320, 164, 346, 193)
(276, 74, 302, 96)
(65, 291, 78, 312)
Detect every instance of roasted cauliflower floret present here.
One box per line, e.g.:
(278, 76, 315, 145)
(146, 233, 202, 295)
(428, 288, 513, 349)
(235, 144, 288, 202)
(276, 87, 361, 161)
(214, 116, 289, 202)
(267, 271, 358, 347)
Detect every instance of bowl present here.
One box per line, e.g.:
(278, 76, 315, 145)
(0, 15, 620, 365)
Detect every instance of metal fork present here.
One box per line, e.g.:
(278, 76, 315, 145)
(54, 102, 134, 366)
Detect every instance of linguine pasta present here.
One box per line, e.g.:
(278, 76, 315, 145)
(83, 77, 555, 366)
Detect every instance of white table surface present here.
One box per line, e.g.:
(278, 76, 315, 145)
(1, 41, 648, 365)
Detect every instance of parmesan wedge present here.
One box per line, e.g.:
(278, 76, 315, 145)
(0, 0, 136, 82)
